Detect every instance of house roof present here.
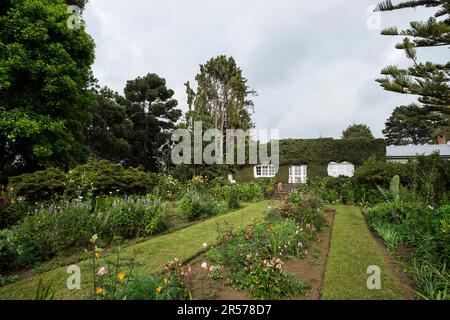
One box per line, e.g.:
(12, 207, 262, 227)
(386, 144, 450, 158)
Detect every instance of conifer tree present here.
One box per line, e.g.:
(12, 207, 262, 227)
(376, 0, 450, 136)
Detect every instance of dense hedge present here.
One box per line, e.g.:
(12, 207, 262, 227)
(235, 138, 385, 182)
(278, 138, 385, 166)
(7, 160, 158, 202)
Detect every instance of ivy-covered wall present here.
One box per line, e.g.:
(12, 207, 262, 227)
(235, 138, 386, 183)
(278, 138, 385, 166)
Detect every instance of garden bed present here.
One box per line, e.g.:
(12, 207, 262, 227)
(186, 201, 335, 300)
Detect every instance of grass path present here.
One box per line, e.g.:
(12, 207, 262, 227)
(321, 205, 407, 300)
(0, 200, 277, 300)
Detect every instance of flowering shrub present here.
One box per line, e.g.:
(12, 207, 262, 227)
(90, 236, 191, 300)
(187, 176, 208, 191)
(230, 254, 309, 300)
(154, 174, 181, 200)
(0, 195, 170, 272)
(205, 209, 316, 299)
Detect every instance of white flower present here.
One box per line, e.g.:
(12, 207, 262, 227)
(202, 243, 209, 249)
(201, 262, 208, 270)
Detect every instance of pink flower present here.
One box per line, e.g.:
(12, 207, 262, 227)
(98, 267, 107, 276)
(201, 262, 208, 270)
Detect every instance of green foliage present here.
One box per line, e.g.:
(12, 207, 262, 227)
(372, 221, 402, 249)
(7, 160, 158, 202)
(232, 255, 310, 300)
(0, 274, 18, 288)
(0, 229, 16, 272)
(383, 105, 446, 145)
(86, 87, 133, 162)
(124, 73, 182, 171)
(177, 189, 227, 221)
(278, 138, 386, 166)
(0, 194, 34, 229)
(114, 273, 189, 300)
(210, 204, 317, 299)
(408, 260, 449, 301)
(88, 236, 190, 300)
(34, 279, 55, 300)
(0, 0, 95, 176)
(66, 160, 157, 198)
(236, 183, 264, 202)
(342, 123, 374, 139)
(185, 55, 256, 132)
(363, 189, 450, 299)
(153, 174, 181, 201)
(0, 195, 170, 272)
(8, 168, 66, 202)
(376, 1, 450, 134)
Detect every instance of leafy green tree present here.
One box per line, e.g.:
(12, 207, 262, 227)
(87, 87, 133, 161)
(383, 105, 446, 145)
(124, 73, 182, 171)
(185, 55, 256, 133)
(342, 124, 374, 139)
(184, 56, 256, 177)
(375, 0, 450, 131)
(0, 0, 95, 179)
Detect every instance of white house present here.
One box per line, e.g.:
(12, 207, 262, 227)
(327, 162, 355, 177)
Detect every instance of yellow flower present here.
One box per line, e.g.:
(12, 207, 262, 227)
(96, 287, 105, 295)
(95, 251, 100, 258)
(163, 277, 169, 284)
(156, 286, 162, 294)
(117, 273, 126, 281)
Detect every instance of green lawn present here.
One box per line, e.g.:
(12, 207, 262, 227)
(322, 205, 406, 300)
(0, 200, 277, 300)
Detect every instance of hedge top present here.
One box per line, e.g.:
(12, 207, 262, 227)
(278, 138, 386, 166)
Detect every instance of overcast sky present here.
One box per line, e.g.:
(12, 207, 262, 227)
(83, 0, 446, 139)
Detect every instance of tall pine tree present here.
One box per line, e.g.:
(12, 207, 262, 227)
(376, 0, 450, 139)
(124, 73, 182, 171)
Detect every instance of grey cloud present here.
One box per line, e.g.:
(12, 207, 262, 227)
(84, 0, 443, 139)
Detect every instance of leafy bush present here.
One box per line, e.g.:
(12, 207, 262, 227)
(222, 185, 241, 210)
(7, 161, 158, 203)
(8, 168, 66, 202)
(0, 196, 34, 229)
(231, 255, 310, 300)
(283, 192, 326, 231)
(177, 190, 223, 221)
(0, 229, 17, 272)
(238, 183, 264, 202)
(114, 274, 190, 300)
(66, 160, 157, 198)
(153, 174, 182, 200)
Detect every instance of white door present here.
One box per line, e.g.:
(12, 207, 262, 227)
(289, 165, 307, 184)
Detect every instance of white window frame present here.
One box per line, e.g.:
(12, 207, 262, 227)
(254, 165, 277, 178)
(289, 165, 307, 184)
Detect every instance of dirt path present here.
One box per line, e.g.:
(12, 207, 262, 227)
(286, 211, 335, 300)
